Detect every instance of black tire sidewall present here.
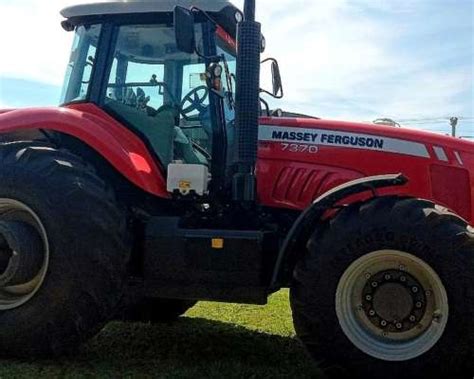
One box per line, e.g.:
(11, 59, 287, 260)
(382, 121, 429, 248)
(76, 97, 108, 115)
(291, 198, 473, 378)
(0, 145, 129, 356)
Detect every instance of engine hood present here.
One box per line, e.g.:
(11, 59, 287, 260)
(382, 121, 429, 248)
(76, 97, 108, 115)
(259, 116, 474, 154)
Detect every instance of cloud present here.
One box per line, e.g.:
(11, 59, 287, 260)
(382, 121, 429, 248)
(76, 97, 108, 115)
(245, 0, 473, 122)
(0, 0, 94, 86)
(0, 0, 472, 130)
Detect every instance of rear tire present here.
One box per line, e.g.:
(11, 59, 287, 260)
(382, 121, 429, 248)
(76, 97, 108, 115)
(291, 196, 474, 378)
(0, 142, 130, 357)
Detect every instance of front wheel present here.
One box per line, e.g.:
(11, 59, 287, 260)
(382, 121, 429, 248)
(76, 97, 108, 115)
(291, 197, 473, 378)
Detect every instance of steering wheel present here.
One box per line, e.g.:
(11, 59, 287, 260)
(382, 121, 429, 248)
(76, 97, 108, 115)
(180, 86, 209, 120)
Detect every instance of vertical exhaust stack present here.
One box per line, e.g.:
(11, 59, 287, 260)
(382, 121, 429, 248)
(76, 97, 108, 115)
(232, 0, 261, 202)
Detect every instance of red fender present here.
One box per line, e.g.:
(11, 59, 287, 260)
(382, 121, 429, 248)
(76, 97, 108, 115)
(0, 103, 170, 198)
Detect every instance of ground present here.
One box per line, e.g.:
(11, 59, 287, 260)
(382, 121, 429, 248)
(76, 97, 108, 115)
(0, 290, 324, 378)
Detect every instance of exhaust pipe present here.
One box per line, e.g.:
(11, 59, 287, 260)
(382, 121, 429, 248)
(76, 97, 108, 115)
(232, 0, 261, 202)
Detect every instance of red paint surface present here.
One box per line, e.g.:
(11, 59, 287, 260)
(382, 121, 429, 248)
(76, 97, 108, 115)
(0, 103, 169, 198)
(256, 117, 474, 224)
(216, 26, 237, 51)
(1, 106, 473, 223)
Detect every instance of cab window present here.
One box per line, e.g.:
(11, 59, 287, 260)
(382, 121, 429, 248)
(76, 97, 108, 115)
(61, 25, 101, 104)
(104, 24, 210, 168)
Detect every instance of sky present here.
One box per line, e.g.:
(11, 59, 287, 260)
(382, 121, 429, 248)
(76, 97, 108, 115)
(0, 0, 472, 137)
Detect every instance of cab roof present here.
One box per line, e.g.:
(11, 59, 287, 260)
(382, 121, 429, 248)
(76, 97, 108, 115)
(61, 0, 233, 19)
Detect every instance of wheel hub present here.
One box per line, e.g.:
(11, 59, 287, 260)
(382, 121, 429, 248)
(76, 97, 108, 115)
(0, 199, 49, 310)
(0, 235, 12, 274)
(336, 250, 449, 361)
(0, 221, 44, 287)
(362, 269, 426, 333)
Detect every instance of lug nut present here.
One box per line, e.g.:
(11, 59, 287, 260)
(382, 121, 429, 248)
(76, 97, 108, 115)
(415, 301, 423, 308)
(371, 282, 378, 288)
(380, 320, 388, 327)
(425, 290, 432, 296)
(409, 315, 416, 322)
(369, 310, 376, 316)
(433, 311, 443, 323)
(365, 273, 371, 279)
(384, 274, 391, 280)
(396, 323, 403, 329)
(412, 286, 419, 293)
(365, 295, 372, 301)
(400, 276, 407, 282)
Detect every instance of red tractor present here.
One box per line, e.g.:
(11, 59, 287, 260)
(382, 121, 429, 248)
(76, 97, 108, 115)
(0, 1, 472, 377)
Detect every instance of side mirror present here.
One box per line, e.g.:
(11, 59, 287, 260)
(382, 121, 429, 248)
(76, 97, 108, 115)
(174, 6, 195, 54)
(271, 60, 283, 98)
(261, 58, 284, 99)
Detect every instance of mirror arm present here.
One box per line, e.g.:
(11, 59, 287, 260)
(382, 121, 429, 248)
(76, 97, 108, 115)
(259, 88, 284, 99)
(190, 7, 218, 26)
(260, 97, 270, 116)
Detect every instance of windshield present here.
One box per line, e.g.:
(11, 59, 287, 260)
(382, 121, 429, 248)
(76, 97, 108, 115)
(60, 25, 101, 104)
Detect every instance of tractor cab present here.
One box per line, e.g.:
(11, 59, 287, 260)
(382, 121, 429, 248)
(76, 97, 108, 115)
(60, 1, 245, 195)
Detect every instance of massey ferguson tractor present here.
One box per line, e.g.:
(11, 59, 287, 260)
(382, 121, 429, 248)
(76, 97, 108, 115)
(0, 0, 472, 377)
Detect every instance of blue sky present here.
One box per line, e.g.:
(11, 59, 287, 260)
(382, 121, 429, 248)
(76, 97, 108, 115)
(0, 0, 472, 137)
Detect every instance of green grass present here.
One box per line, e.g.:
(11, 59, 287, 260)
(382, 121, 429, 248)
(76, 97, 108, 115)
(0, 290, 324, 379)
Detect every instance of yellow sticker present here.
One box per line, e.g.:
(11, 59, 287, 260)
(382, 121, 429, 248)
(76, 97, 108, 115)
(212, 238, 224, 249)
(179, 180, 192, 190)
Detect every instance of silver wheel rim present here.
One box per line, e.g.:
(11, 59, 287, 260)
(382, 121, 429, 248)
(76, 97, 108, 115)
(335, 250, 448, 361)
(0, 199, 49, 310)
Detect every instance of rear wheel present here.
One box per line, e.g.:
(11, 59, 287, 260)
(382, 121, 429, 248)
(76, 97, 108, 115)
(291, 197, 474, 378)
(0, 142, 130, 357)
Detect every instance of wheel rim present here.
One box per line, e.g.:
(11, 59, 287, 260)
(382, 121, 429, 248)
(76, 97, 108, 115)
(0, 199, 49, 310)
(335, 250, 449, 361)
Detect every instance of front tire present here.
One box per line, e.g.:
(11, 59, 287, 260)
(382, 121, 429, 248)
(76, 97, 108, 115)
(291, 197, 474, 378)
(0, 142, 130, 357)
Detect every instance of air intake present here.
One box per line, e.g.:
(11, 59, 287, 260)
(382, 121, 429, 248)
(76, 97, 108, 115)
(232, 0, 261, 202)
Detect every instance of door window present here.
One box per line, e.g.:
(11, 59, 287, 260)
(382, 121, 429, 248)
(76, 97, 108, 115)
(104, 24, 211, 168)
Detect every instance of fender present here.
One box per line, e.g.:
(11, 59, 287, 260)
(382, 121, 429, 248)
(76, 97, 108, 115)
(270, 173, 408, 290)
(0, 103, 169, 198)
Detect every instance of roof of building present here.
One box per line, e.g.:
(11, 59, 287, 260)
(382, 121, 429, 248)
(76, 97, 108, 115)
(61, 0, 233, 19)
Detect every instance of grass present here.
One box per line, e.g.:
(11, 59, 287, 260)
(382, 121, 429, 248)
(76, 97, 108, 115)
(0, 290, 324, 379)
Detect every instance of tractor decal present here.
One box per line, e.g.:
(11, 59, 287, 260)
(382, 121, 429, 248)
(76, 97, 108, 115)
(259, 125, 430, 158)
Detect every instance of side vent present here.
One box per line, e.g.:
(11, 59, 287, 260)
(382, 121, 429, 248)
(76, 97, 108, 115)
(270, 165, 362, 208)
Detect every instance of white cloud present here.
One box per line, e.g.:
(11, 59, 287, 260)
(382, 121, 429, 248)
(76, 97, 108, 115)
(0, 0, 472, 125)
(0, 0, 94, 86)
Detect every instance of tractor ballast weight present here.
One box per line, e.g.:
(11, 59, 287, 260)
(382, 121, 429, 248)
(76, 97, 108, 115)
(0, 0, 473, 377)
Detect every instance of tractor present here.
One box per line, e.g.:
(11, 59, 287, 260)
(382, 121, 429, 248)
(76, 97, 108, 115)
(0, 0, 473, 377)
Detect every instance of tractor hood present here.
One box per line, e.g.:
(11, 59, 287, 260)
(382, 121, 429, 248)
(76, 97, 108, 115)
(256, 116, 474, 222)
(259, 116, 474, 155)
